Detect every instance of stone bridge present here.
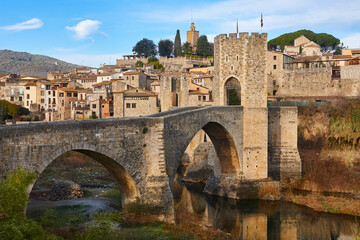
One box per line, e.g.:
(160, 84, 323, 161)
(0, 105, 301, 216)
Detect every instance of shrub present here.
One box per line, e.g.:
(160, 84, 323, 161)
(0, 168, 61, 240)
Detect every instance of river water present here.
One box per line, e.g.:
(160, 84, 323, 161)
(174, 182, 358, 240)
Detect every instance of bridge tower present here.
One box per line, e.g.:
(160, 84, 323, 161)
(213, 33, 269, 180)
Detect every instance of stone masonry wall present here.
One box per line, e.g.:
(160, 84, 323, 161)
(275, 67, 360, 97)
(213, 33, 267, 108)
(268, 107, 301, 180)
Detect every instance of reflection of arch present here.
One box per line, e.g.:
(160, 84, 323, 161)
(224, 77, 241, 105)
(31, 149, 140, 205)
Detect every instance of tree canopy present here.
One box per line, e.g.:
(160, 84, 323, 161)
(158, 39, 173, 57)
(0, 100, 30, 123)
(268, 30, 340, 52)
(132, 38, 157, 58)
(182, 42, 193, 55)
(174, 30, 182, 57)
(196, 35, 210, 57)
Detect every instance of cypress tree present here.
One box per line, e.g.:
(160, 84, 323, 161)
(174, 29, 182, 57)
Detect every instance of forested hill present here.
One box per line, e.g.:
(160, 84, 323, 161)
(0, 50, 82, 78)
(268, 30, 340, 52)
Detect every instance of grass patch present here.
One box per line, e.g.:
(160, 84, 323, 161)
(98, 189, 121, 202)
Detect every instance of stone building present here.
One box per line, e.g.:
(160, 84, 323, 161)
(187, 22, 200, 53)
(284, 35, 321, 57)
(113, 87, 158, 117)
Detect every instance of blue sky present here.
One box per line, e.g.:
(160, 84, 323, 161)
(0, 0, 359, 67)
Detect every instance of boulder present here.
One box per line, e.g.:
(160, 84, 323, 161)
(49, 180, 83, 201)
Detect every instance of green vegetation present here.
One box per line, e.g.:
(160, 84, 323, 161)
(147, 57, 164, 70)
(0, 100, 30, 123)
(174, 30, 182, 57)
(227, 90, 241, 105)
(0, 50, 81, 78)
(196, 35, 210, 57)
(158, 39, 174, 57)
(132, 38, 157, 58)
(182, 42, 192, 55)
(135, 60, 144, 67)
(268, 29, 340, 52)
(0, 168, 60, 240)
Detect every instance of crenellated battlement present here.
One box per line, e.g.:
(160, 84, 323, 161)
(215, 32, 267, 42)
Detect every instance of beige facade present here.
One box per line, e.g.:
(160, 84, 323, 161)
(113, 88, 158, 117)
(187, 22, 200, 52)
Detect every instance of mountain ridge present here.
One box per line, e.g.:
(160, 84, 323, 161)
(0, 49, 83, 78)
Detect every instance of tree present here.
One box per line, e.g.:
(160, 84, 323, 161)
(158, 39, 174, 57)
(228, 90, 241, 105)
(135, 60, 143, 67)
(174, 30, 182, 57)
(182, 42, 193, 55)
(132, 38, 157, 58)
(196, 35, 210, 57)
(147, 57, 159, 63)
(267, 29, 340, 52)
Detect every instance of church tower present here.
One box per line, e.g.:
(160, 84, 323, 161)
(186, 22, 199, 53)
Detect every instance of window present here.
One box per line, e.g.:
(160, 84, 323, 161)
(26, 94, 30, 99)
(92, 104, 96, 109)
(48, 91, 51, 95)
(53, 91, 56, 97)
(19, 96, 23, 101)
(132, 103, 136, 108)
(48, 98, 51, 104)
(10, 89, 14, 95)
(26, 87, 30, 90)
(100, 96, 103, 100)
(73, 92, 78, 97)
(273, 65, 277, 70)
(41, 99, 44, 103)
(198, 96, 201, 101)
(66, 93, 72, 97)
(41, 91, 44, 96)
(273, 80, 276, 86)
(59, 93, 64, 97)
(10, 96, 14, 101)
(226, 56, 228, 62)
(273, 56, 277, 60)
(46, 85, 51, 90)
(203, 96, 206, 101)
(236, 56, 239, 61)
(88, 96, 92, 101)
(132, 76, 134, 80)
(27, 101, 29, 106)
(102, 105, 105, 108)
(41, 84, 45, 89)
(19, 88, 23, 95)
(127, 76, 129, 80)
(126, 103, 131, 108)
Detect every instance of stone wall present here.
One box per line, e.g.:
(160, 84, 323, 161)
(268, 107, 301, 180)
(273, 66, 360, 97)
(213, 32, 267, 108)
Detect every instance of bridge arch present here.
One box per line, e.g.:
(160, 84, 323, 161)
(30, 147, 140, 205)
(165, 116, 242, 186)
(223, 76, 242, 106)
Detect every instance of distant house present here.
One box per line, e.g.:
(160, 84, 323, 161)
(284, 35, 321, 57)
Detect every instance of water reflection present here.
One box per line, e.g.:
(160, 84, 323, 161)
(174, 181, 357, 240)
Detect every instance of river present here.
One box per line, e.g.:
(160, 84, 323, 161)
(174, 182, 358, 239)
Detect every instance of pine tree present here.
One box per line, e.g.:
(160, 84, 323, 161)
(174, 29, 182, 57)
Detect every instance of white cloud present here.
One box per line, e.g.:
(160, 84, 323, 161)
(57, 53, 125, 68)
(342, 33, 360, 48)
(142, 0, 360, 35)
(1, 18, 43, 31)
(66, 19, 103, 40)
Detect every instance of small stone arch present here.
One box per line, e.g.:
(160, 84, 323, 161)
(30, 148, 140, 205)
(224, 77, 242, 106)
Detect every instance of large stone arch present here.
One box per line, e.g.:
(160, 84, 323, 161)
(223, 76, 242, 106)
(163, 108, 243, 187)
(30, 147, 140, 205)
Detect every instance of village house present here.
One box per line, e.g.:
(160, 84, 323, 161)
(284, 35, 321, 57)
(113, 87, 158, 117)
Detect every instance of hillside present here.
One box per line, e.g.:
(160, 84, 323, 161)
(0, 49, 82, 78)
(268, 30, 340, 52)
